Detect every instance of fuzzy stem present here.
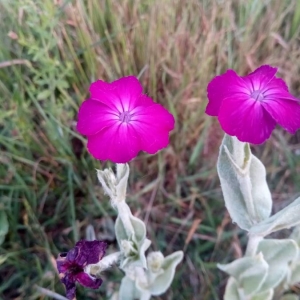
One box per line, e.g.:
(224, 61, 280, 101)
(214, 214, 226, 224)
(85, 252, 121, 275)
(116, 201, 135, 238)
(245, 234, 263, 256)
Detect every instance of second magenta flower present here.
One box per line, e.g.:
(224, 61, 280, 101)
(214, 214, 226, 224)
(206, 65, 300, 144)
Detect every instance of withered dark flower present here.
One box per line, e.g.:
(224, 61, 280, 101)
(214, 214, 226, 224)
(56, 240, 107, 300)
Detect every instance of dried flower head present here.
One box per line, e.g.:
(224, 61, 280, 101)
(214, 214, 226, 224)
(56, 240, 107, 300)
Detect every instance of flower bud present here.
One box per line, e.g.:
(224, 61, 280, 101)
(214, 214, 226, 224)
(121, 240, 137, 257)
(147, 251, 164, 273)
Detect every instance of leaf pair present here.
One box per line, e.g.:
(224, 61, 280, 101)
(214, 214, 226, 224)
(218, 135, 300, 236)
(219, 239, 298, 300)
(119, 251, 183, 300)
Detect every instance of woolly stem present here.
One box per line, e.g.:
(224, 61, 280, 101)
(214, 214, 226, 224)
(245, 235, 263, 256)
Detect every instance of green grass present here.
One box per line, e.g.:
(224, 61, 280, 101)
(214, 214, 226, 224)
(1, 0, 300, 299)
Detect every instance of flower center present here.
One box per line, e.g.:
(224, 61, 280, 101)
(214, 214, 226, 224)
(69, 263, 83, 275)
(251, 90, 264, 101)
(119, 111, 132, 123)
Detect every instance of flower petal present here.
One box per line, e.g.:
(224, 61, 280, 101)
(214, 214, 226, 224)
(218, 95, 277, 144)
(66, 247, 79, 263)
(90, 76, 143, 112)
(77, 100, 119, 136)
(78, 76, 175, 162)
(244, 65, 277, 91)
(262, 98, 300, 134)
(132, 104, 175, 153)
(206, 70, 248, 116)
(76, 272, 103, 289)
(110, 76, 143, 111)
(70, 240, 107, 267)
(61, 276, 76, 300)
(135, 94, 156, 107)
(262, 78, 299, 102)
(77, 240, 107, 265)
(56, 256, 71, 274)
(89, 80, 120, 111)
(87, 123, 141, 163)
(264, 76, 288, 92)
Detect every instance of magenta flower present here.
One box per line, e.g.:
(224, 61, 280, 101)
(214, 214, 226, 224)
(56, 240, 107, 300)
(206, 65, 300, 144)
(77, 76, 175, 163)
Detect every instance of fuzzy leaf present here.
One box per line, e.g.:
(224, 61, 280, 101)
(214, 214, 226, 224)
(97, 168, 116, 200)
(290, 262, 300, 285)
(217, 135, 272, 230)
(115, 204, 151, 269)
(280, 295, 299, 300)
(256, 239, 298, 292)
(218, 253, 268, 296)
(252, 289, 274, 300)
(288, 226, 300, 286)
(116, 164, 130, 202)
(119, 276, 142, 300)
(148, 251, 183, 296)
(290, 225, 300, 247)
(250, 197, 300, 236)
(96, 164, 129, 204)
(115, 202, 147, 242)
(224, 277, 241, 300)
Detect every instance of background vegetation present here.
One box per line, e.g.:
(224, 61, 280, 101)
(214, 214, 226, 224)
(1, 0, 300, 299)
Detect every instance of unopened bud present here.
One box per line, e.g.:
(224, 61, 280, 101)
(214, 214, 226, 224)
(121, 240, 137, 257)
(147, 251, 164, 273)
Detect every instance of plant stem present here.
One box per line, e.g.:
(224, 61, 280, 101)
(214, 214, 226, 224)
(116, 201, 135, 238)
(245, 234, 263, 256)
(85, 252, 121, 275)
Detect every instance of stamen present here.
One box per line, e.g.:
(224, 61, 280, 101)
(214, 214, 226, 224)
(119, 111, 132, 123)
(251, 90, 264, 101)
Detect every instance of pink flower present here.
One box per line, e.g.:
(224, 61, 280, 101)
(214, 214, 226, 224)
(77, 76, 175, 163)
(206, 65, 300, 144)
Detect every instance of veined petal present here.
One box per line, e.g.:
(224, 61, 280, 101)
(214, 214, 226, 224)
(61, 276, 76, 300)
(56, 258, 70, 274)
(76, 272, 102, 289)
(244, 65, 277, 91)
(262, 98, 300, 134)
(87, 123, 141, 163)
(90, 77, 143, 112)
(89, 80, 121, 111)
(206, 70, 248, 116)
(263, 78, 299, 101)
(74, 240, 107, 267)
(132, 104, 175, 153)
(218, 95, 276, 144)
(134, 94, 156, 108)
(109, 76, 143, 111)
(264, 76, 288, 92)
(77, 100, 119, 136)
(132, 103, 175, 130)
